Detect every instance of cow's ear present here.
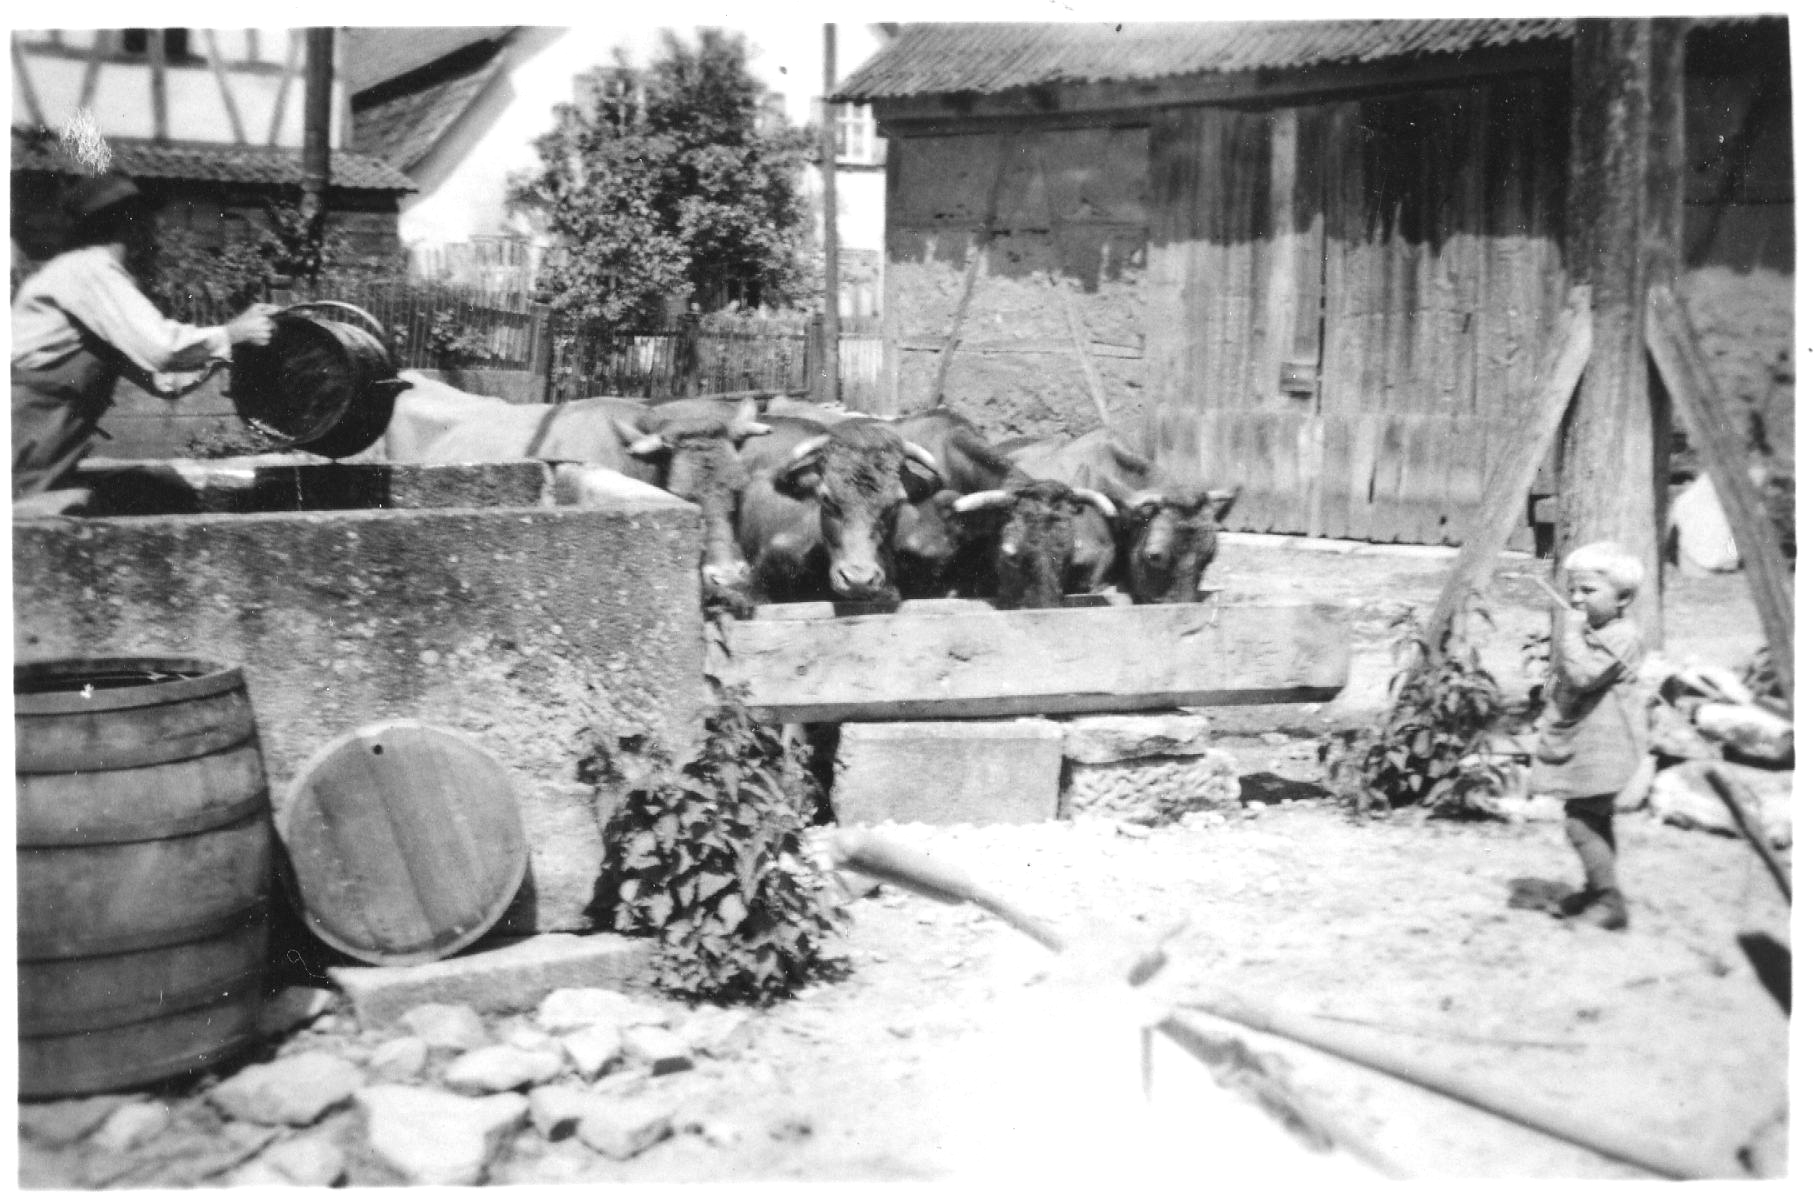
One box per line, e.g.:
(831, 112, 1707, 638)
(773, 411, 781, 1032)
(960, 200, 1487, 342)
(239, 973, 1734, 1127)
(1207, 487, 1241, 523)
(626, 433, 669, 459)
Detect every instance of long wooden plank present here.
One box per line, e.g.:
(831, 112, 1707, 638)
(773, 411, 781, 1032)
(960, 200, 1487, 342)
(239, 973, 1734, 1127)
(1424, 287, 1592, 650)
(1645, 284, 1794, 706)
(715, 601, 1350, 721)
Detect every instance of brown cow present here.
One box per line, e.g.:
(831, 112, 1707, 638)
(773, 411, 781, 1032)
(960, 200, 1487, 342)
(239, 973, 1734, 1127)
(949, 479, 1120, 609)
(737, 415, 945, 605)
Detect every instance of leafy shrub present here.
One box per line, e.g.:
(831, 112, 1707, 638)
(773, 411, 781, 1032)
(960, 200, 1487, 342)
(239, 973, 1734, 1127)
(1318, 603, 1518, 817)
(594, 683, 848, 1004)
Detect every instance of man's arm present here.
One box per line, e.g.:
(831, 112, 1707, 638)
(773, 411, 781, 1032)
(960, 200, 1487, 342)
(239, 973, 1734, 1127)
(59, 253, 233, 377)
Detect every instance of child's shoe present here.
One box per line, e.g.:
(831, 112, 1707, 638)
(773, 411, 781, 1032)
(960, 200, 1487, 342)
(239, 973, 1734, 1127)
(1581, 890, 1628, 932)
(1549, 888, 1600, 919)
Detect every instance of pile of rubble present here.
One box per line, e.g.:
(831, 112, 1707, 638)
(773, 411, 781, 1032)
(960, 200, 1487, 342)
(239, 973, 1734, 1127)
(18, 984, 763, 1187)
(1638, 658, 1793, 846)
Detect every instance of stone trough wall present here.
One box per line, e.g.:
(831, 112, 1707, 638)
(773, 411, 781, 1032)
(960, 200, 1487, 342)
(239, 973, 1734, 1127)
(13, 459, 710, 937)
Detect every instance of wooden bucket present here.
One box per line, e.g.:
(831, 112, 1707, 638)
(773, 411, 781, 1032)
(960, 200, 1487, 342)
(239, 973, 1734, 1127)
(229, 302, 408, 459)
(15, 657, 273, 1098)
(277, 721, 529, 965)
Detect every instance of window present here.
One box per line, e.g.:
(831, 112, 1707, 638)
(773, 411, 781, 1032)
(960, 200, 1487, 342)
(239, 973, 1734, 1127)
(832, 102, 882, 166)
(118, 29, 198, 62)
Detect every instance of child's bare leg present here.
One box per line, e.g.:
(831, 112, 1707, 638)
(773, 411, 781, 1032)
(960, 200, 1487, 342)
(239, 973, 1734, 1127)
(1560, 795, 1627, 929)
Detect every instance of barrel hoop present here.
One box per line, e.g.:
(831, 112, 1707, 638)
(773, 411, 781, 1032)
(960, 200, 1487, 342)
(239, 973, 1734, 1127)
(13, 658, 245, 715)
(15, 787, 271, 847)
(18, 965, 266, 1038)
(16, 898, 269, 962)
(13, 695, 257, 773)
(21, 1032, 256, 1100)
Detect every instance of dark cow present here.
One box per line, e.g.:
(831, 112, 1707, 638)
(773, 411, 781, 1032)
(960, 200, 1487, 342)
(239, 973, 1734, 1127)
(737, 415, 945, 604)
(363, 374, 770, 607)
(949, 479, 1120, 609)
(1005, 428, 1239, 603)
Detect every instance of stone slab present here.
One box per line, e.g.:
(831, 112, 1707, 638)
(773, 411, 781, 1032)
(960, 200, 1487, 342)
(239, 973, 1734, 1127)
(331, 934, 654, 1030)
(832, 720, 1062, 826)
(1058, 713, 1214, 763)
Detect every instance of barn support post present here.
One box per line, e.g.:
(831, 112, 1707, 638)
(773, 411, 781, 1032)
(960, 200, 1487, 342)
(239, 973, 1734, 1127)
(1560, 18, 1681, 649)
(820, 24, 843, 405)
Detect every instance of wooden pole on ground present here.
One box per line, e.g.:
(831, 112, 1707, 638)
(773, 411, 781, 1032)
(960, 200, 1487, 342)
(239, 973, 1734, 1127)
(1560, 18, 1680, 649)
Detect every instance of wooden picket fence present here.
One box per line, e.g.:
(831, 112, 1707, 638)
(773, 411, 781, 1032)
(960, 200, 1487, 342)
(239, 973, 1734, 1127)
(195, 280, 884, 404)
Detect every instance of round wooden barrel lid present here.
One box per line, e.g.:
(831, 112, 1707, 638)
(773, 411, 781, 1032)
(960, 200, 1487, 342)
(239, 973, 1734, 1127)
(276, 720, 529, 965)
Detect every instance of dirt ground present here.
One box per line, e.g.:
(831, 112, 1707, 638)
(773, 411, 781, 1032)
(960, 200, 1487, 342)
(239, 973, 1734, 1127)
(539, 538, 1788, 1183)
(17, 537, 1791, 1184)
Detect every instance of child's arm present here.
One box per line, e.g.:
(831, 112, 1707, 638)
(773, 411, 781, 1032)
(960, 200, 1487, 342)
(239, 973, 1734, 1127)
(1553, 615, 1638, 697)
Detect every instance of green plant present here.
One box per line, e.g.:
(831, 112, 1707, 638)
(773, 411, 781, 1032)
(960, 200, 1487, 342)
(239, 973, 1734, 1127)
(1318, 602, 1518, 818)
(409, 309, 505, 367)
(594, 682, 848, 1004)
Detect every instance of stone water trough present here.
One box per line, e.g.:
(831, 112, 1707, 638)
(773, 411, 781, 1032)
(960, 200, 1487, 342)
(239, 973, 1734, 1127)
(13, 457, 712, 936)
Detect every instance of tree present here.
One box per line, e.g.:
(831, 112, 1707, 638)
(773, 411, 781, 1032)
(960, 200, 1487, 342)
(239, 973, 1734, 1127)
(512, 29, 814, 328)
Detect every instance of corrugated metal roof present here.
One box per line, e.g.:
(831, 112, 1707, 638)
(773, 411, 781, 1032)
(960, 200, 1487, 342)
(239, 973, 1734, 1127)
(10, 130, 417, 192)
(835, 20, 1578, 101)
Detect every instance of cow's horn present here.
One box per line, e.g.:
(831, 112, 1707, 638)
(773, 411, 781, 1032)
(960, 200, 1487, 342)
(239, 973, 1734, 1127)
(626, 433, 668, 457)
(787, 433, 831, 465)
(732, 418, 773, 442)
(1075, 488, 1118, 519)
(615, 417, 668, 457)
(901, 440, 941, 473)
(952, 489, 1014, 513)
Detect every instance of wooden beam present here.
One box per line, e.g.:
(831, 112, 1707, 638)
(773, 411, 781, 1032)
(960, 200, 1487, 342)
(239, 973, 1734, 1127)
(1560, 18, 1670, 647)
(1425, 288, 1592, 652)
(12, 36, 47, 127)
(268, 29, 301, 145)
(712, 601, 1350, 721)
(1645, 284, 1795, 708)
(1036, 143, 1115, 431)
(931, 132, 1012, 405)
(148, 27, 168, 143)
(78, 32, 106, 110)
(204, 29, 247, 145)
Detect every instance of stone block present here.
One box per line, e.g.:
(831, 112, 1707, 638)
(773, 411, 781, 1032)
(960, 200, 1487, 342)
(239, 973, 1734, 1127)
(832, 720, 1063, 826)
(1062, 750, 1241, 823)
(332, 934, 653, 1030)
(1059, 713, 1213, 763)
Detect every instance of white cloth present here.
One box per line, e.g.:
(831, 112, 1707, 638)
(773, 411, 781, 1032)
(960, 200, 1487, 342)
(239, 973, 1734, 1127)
(11, 246, 230, 393)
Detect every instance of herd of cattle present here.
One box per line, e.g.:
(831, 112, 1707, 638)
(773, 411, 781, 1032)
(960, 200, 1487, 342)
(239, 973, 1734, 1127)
(355, 373, 1241, 614)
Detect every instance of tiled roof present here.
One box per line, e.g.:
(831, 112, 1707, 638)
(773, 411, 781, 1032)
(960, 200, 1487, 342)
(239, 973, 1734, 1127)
(351, 51, 506, 171)
(9, 129, 417, 191)
(343, 26, 514, 95)
(834, 19, 1579, 100)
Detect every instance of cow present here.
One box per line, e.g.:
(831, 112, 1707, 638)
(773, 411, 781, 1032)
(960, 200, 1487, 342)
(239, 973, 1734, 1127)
(947, 480, 1120, 609)
(358, 373, 770, 609)
(737, 414, 945, 605)
(1004, 428, 1239, 603)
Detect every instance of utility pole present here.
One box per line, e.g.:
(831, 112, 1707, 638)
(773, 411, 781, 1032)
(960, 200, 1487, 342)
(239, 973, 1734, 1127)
(300, 27, 335, 253)
(1560, 18, 1682, 648)
(820, 23, 842, 404)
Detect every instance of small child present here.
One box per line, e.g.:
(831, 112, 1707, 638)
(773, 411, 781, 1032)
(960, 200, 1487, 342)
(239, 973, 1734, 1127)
(1530, 541, 1649, 931)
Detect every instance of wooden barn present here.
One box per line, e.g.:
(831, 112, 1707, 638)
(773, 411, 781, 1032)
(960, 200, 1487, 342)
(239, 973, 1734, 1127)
(834, 19, 1793, 547)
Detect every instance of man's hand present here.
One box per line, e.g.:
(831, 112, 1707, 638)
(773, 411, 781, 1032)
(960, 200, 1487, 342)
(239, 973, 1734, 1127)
(225, 304, 280, 347)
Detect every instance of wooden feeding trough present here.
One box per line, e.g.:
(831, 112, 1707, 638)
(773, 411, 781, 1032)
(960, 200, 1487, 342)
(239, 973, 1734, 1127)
(712, 596, 1350, 722)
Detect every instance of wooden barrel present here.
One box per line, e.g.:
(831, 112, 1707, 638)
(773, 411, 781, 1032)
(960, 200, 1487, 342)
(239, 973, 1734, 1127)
(277, 721, 529, 965)
(15, 657, 272, 1098)
(229, 303, 404, 459)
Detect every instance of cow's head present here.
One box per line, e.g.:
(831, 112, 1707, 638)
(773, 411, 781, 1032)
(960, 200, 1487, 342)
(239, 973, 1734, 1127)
(774, 419, 945, 604)
(1122, 486, 1241, 604)
(952, 480, 1118, 609)
(614, 398, 771, 610)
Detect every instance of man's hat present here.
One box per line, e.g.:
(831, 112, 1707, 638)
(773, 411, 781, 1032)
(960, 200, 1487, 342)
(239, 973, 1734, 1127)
(62, 170, 148, 221)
